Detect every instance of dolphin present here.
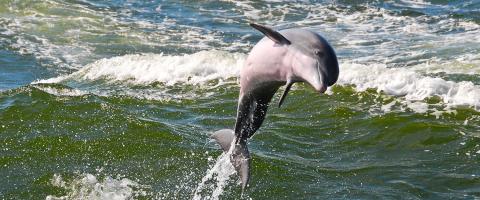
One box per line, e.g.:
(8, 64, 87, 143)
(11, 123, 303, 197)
(211, 23, 339, 191)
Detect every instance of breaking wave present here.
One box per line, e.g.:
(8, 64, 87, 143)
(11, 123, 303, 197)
(32, 50, 480, 112)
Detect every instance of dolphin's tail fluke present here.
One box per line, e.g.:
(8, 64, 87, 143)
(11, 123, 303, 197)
(211, 129, 251, 191)
(211, 129, 235, 152)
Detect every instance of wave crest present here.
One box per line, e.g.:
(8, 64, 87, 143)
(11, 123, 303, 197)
(37, 50, 245, 86)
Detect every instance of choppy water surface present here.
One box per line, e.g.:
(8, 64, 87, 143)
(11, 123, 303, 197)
(1, 0, 479, 199)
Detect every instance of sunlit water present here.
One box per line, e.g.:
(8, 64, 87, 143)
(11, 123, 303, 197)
(1, 0, 479, 199)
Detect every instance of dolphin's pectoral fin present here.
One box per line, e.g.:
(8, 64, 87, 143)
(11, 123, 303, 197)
(211, 129, 235, 152)
(231, 143, 251, 191)
(249, 23, 291, 45)
(278, 80, 294, 108)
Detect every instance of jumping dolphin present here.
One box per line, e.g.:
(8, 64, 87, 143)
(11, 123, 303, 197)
(212, 23, 339, 190)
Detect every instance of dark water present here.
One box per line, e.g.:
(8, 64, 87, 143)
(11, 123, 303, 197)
(1, 0, 479, 199)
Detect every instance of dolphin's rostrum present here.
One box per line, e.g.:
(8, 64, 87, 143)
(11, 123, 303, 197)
(211, 23, 339, 191)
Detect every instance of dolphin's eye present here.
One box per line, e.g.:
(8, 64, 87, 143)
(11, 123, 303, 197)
(315, 50, 324, 57)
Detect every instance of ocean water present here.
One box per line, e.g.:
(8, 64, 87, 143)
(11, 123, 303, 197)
(1, 0, 480, 199)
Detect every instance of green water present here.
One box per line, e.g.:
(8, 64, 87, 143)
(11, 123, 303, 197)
(1, 83, 479, 199)
(1, 0, 480, 199)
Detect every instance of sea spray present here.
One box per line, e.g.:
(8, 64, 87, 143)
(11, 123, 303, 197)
(46, 173, 148, 200)
(193, 148, 236, 200)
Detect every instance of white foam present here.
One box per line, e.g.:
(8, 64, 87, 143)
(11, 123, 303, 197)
(37, 50, 244, 86)
(338, 62, 480, 110)
(411, 53, 480, 75)
(381, 100, 397, 113)
(46, 173, 147, 200)
(406, 101, 429, 113)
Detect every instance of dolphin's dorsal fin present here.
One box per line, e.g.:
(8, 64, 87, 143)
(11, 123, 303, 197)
(250, 23, 291, 45)
(278, 80, 294, 108)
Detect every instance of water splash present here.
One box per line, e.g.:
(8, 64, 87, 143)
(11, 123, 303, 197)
(46, 173, 148, 200)
(193, 150, 236, 200)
